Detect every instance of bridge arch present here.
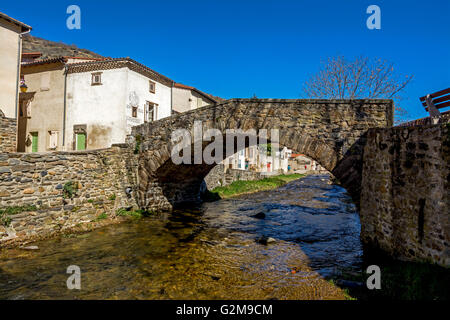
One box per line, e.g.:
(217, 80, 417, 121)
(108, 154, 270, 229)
(131, 99, 393, 212)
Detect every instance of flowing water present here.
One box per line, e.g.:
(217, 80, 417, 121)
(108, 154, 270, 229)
(0, 174, 363, 300)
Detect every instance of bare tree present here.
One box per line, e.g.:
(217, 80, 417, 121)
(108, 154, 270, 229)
(301, 56, 413, 119)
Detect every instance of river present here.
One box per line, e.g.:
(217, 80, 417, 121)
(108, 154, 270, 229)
(0, 174, 363, 300)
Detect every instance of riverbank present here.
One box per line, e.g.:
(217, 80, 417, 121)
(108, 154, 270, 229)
(205, 173, 305, 200)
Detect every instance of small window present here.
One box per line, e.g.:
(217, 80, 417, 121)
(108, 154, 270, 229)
(91, 72, 102, 85)
(132, 106, 138, 118)
(149, 81, 156, 93)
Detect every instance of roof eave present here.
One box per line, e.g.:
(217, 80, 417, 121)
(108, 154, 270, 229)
(0, 12, 32, 33)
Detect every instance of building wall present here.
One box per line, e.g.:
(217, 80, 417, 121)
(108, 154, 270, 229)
(172, 87, 191, 113)
(0, 113, 17, 153)
(125, 69, 172, 133)
(172, 86, 214, 113)
(0, 19, 21, 118)
(360, 123, 449, 267)
(21, 64, 66, 152)
(66, 68, 128, 150)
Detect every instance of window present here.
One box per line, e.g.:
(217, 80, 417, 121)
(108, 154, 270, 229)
(149, 80, 156, 93)
(132, 106, 138, 118)
(145, 102, 158, 122)
(91, 72, 102, 85)
(48, 131, 58, 150)
(197, 97, 202, 108)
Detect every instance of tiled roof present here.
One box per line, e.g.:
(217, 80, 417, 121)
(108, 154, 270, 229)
(21, 57, 67, 67)
(66, 58, 174, 87)
(64, 56, 106, 61)
(0, 11, 32, 32)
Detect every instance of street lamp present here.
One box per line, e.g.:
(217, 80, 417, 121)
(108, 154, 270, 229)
(20, 76, 27, 93)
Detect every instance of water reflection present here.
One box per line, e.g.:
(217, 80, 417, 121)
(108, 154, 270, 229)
(0, 174, 361, 300)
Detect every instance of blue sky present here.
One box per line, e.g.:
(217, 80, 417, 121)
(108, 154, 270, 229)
(2, 0, 449, 120)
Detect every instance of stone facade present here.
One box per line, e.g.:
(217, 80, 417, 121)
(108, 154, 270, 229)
(132, 99, 393, 211)
(203, 164, 267, 190)
(0, 145, 138, 245)
(0, 112, 17, 153)
(360, 123, 449, 267)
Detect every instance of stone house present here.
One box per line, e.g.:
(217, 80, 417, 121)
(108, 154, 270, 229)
(19, 57, 174, 152)
(172, 83, 217, 114)
(0, 12, 31, 119)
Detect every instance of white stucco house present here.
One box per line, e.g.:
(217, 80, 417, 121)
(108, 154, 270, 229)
(65, 58, 174, 150)
(20, 57, 174, 152)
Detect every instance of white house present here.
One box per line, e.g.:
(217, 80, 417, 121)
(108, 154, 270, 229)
(20, 57, 174, 152)
(65, 58, 173, 150)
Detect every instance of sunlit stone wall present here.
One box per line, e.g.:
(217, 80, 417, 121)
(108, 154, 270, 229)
(0, 145, 138, 245)
(0, 111, 17, 153)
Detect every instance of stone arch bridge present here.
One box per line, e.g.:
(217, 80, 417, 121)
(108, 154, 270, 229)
(131, 99, 393, 211)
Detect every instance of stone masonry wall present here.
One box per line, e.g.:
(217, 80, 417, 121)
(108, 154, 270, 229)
(0, 112, 17, 153)
(0, 145, 138, 245)
(360, 123, 449, 267)
(203, 164, 267, 190)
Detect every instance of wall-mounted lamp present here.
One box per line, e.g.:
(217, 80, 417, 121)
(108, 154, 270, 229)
(20, 76, 28, 93)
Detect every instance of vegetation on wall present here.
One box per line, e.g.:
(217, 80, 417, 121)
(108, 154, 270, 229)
(63, 181, 78, 199)
(0, 205, 38, 227)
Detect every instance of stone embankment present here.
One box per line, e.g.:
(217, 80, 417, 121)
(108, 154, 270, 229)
(0, 145, 138, 246)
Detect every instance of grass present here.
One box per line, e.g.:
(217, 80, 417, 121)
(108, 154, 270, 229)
(94, 213, 108, 221)
(0, 205, 38, 216)
(206, 173, 304, 200)
(0, 205, 38, 227)
(116, 208, 151, 219)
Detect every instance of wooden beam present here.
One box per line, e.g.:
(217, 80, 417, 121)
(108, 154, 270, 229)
(421, 94, 450, 107)
(420, 88, 450, 101)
